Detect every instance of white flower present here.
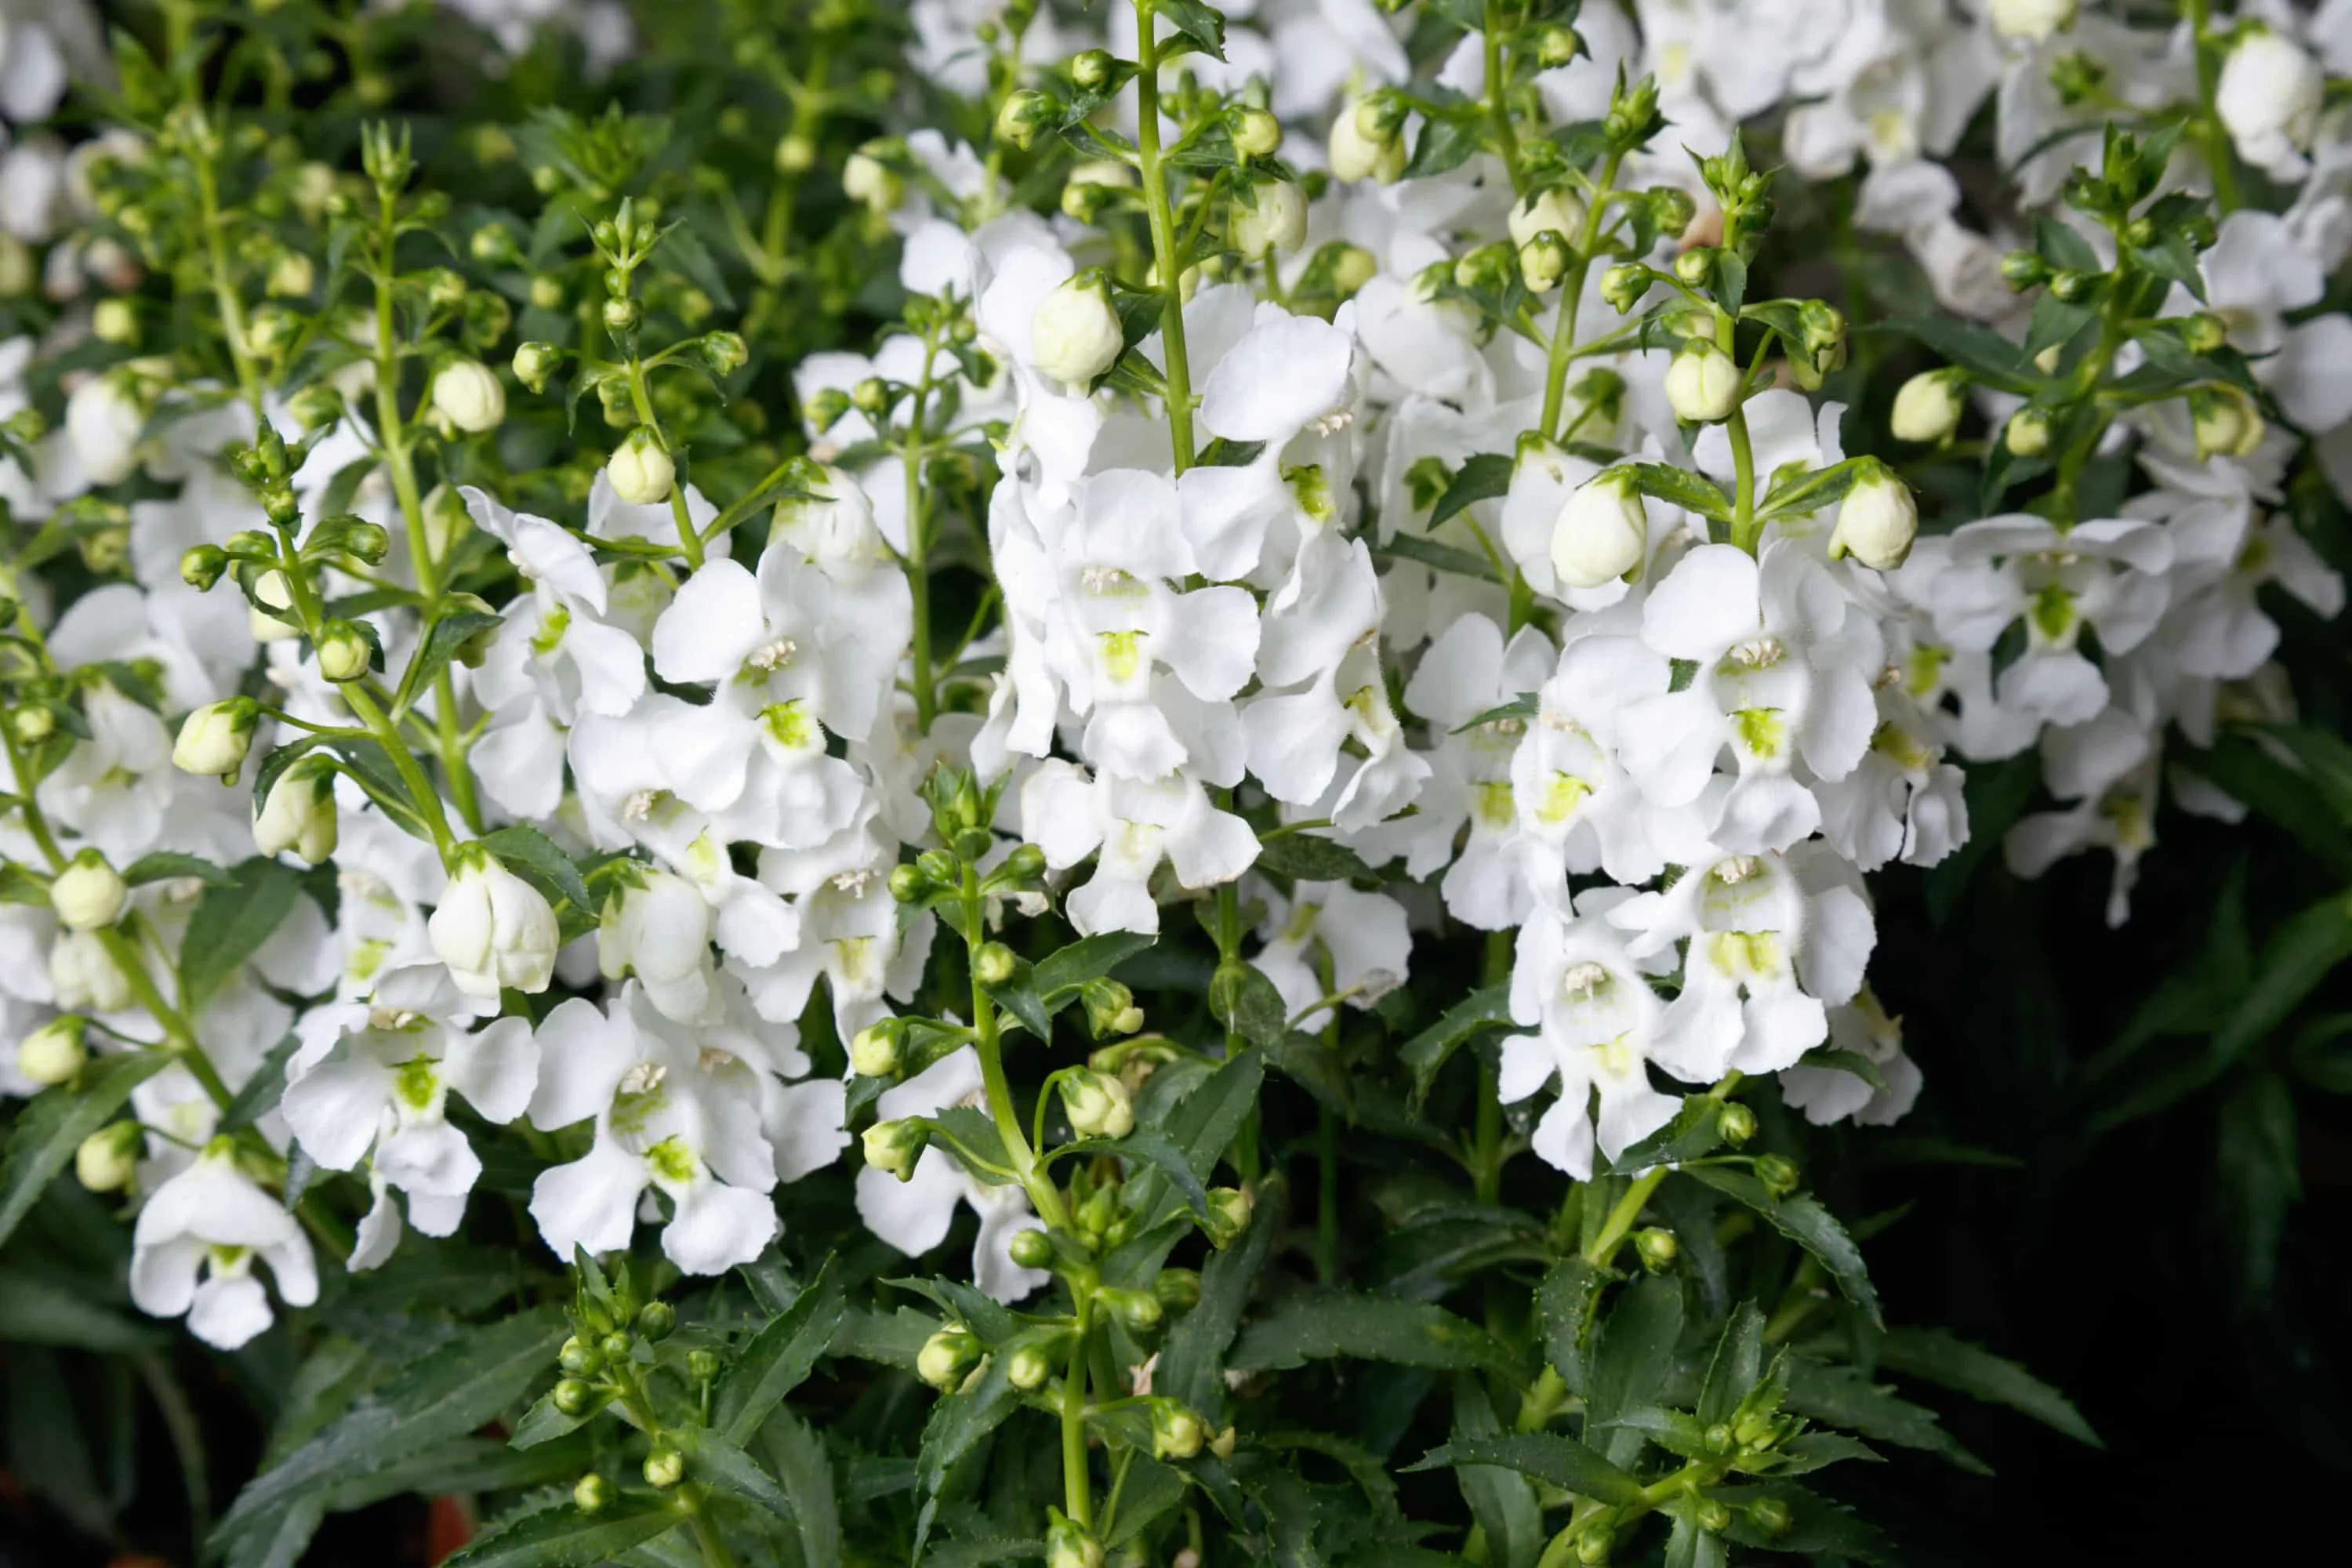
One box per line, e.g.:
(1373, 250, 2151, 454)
(1328, 96, 1403, 183)
(1551, 469, 1649, 589)
(254, 756, 339, 864)
(1988, 0, 2074, 43)
(1621, 543, 1883, 855)
(1889, 372, 1963, 444)
(598, 866, 714, 1023)
(1508, 187, 1587, 250)
(170, 699, 256, 777)
(1781, 989, 1922, 1127)
(281, 964, 537, 1254)
(1022, 760, 1259, 936)
(2216, 30, 2323, 177)
(1233, 181, 1308, 258)
(1508, 636, 1700, 892)
(1501, 890, 1682, 1181)
(65, 369, 145, 485)
(130, 1142, 318, 1349)
(1030, 270, 1122, 388)
(429, 358, 506, 434)
(1253, 880, 1411, 1033)
(855, 1048, 1049, 1304)
(428, 849, 560, 1000)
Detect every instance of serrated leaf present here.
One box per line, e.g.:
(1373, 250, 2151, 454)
(1784, 1358, 1981, 1472)
(1159, 1175, 1282, 1413)
(759, 1410, 840, 1568)
(1683, 1168, 1881, 1327)
(1886, 315, 2038, 394)
(1254, 832, 1373, 884)
(122, 851, 235, 887)
(913, 1353, 1020, 1555)
(1033, 931, 1154, 1002)
(1213, 963, 1291, 1051)
(434, 1500, 683, 1568)
(1405, 114, 1483, 179)
(1875, 1327, 2100, 1447)
(1587, 1272, 1683, 1467)
(715, 1258, 845, 1445)
(1156, 0, 1228, 58)
(506, 1390, 602, 1450)
(404, 610, 503, 700)
(1602, 1093, 1726, 1174)
(1697, 1304, 1765, 1424)
(1535, 1258, 1607, 1394)
(212, 1308, 568, 1548)
(0, 1052, 173, 1252)
(1229, 1292, 1517, 1380)
(2024, 292, 2096, 359)
(1406, 1432, 1646, 1507)
(1717, 1480, 1896, 1564)
(179, 858, 304, 1011)
(1430, 452, 1513, 528)
(678, 1425, 794, 1522)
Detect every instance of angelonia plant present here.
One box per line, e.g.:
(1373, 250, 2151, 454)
(2, 0, 2347, 1563)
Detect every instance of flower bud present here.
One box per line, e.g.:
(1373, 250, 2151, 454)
(1154, 1269, 1201, 1310)
(1890, 370, 1964, 444)
(18, 1016, 89, 1087)
(916, 1326, 982, 1390)
(75, 1122, 142, 1192)
(1634, 1227, 1679, 1272)
(1031, 269, 1123, 389)
(1754, 1153, 1801, 1196)
(844, 144, 903, 214)
(1232, 182, 1307, 260)
(887, 863, 931, 905)
(637, 1300, 676, 1341)
(180, 544, 230, 591)
(1717, 1102, 1757, 1146)
(1696, 1497, 1732, 1532)
(995, 89, 1056, 150)
(916, 848, 958, 886)
(1149, 1399, 1207, 1461)
(687, 1348, 722, 1381)
(1327, 243, 1377, 298)
(1007, 1340, 1055, 1390)
(1599, 263, 1651, 315)
(1575, 1526, 1615, 1565)
(93, 298, 138, 345)
(1204, 1185, 1252, 1247)
(172, 698, 259, 779)
(551, 1378, 594, 1416)
(1329, 97, 1404, 184)
(1007, 1227, 1055, 1271)
(248, 570, 301, 642)
(607, 430, 676, 506)
(558, 1336, 604, 1376)
(1534, 24, 1584, 68)
(999, 842, 1048, 888)
(1059, 1069, 1134, 1139)
(2191, 385, 2264, 461)
(572, 1474, 612, 1514)
(254, 755, 339, 863)
(1047, 1512, 1105, 1568)
(1230, 107, 1282, 159)
(1099, 1287, 1163, 1334)
(1510, 190, 1586, 257)
(862, 1117, 929, 1179)
(314, 620, 374, 682)
(1665, 339, 1741, 423)
(50, 931, 131, 1014)
(1070, 49, 1116, 92)
(9, 706, 53, 745)
(1551, 467, 1648, 588)
(850, 1022, 903, 1077)
(2180, 314, 2229, 356)
(2047, 268, 2094, 305)
(429, 847, 561, 999)
(1990, 0, 2074, 41)
(700, 331, 749, 376)
(1828, 461, 1918, 571)
(426, 359, 505, 434)
(1519, 232, 1571, 293)
(973, 942, 1017, 987)
(1080, 978, 1141, 1039)
(51, 851, 127, 931)
(601, 296, 642, 334)
(2003, 408, 2052, 458)
(643, 1447, 684, 1490)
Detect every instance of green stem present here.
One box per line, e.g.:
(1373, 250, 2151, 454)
(1538, 151, 1624, 440)
(1134, 4, 1196, 474)
(681, 1490, 739, 1568)
(1062, 1294, 1095, 1530)
(2184, 0, 2243, 215)
(960, 866, 1070, 1232)
(194, 140, 265, 420)
(623, 362, 706, 568)
(1483, 0, 1525, 198)
(902, 330, 942, 731)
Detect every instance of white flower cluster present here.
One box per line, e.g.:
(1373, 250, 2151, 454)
(2, 0, 2344, 1358)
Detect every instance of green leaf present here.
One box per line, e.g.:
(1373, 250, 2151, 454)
(759, 1410, 841, 1568)
(990, 965, 1052, 1043)
(1534, 1258, 1608, 1394)
(434, 1500, 683, 1568)
(1683, 1168, 1882, 1327)
(1450, 695, 1539, 735)
(1213, 962, 1290, 1051)
(1406, 114, 1483, 179)
(479, 824, 594, 915)
(121, 851, 236, 887)
(2033, 215, 2100, 274)
(1586, 1273, 1683, 1467)
(2261, 723, 2352, 821)
(1886, 314, 2038, 394)
(1430, 452, 1513, 528)
(1444, 1380, 1541, 1568)
(1051, 1127, 1209, 1217)
(1602, 1094, 1725, 1174)
(1663, 1511, 1728, 1568)
(1381, 532, 1501, 583)
(1717, 1480, 1896, 1565)
(913, 1354, 1021, 1555)
(1798, 1047, 1887, 1092)
(1229, 1292, 1517, 1381)
(678, 1425, 795, 1522)
(179, 858, 303, 1011)
(219, 1032, 301, 1134)
(2023, 291, 2096, 359)
(1755, 458, 1870, 523)
(1784, 1358, 1982, 1472)
(1875, 1327, 2100, 1447)
(0, 1272, 164, 1352)
(0, 1051, 173, 1251)
(1405, 1432, 1645, 1507)
(1158, 1174, 1284, 1412)
(1156, 0, 1228, 58)
(403, 609, 504, 699)
(2178, 736, 2352, 881)
(715, 1258, 847, 1444)
(506, 1389, 602, 1450)
(1399, 983, 1515, 1110)
(212, 1308, 568, 1549)
(1033, 931, 1154, 1002)
(1697, 1304, 1765, 1425)
(1254, 831, 1374, 884)
(1626, 463, 1733, 522)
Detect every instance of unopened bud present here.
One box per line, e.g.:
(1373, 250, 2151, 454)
(314, 620, 374, 682)
(1099, 1287, 1163, 1334)
(1007, 1341, 1054, 1390)
(75, 1122, 142, 1192)
(1149, 1399, 1207, 1460)
(1154, 1269, 1201, 1310)
(172, 698, 259, 779)
(1754, 1153, 1801, 1196)
(917, 1325, 982, 1390)
(862, 1118, 929, 1180)
(850, 1022, 903, 1077)
(50, 851, 127, 931)
(1205, 1185, 1252, 1247)
(551, 1378, 594, 1416)
(1717, 1102, 1757, 1146)
(1519, 231, 1571, 293)
(513, 342, 560, 394)
(572, 1474, 612, 1514)
(1999, 249, 2049, 292)
(643, 1447, 684, 1489)
(996, 89, 1056, 150)
(17, 1016, 89, 1087)
(1890, 369, 1964, 444)
(1008, 1227, 1055, 1270)
(687, 1348, 722, 1381)
(1059, 1069, 1133, 1139)
(607, 430, 676, 506)
(2004, 408, 2053, 458)
(1229, 107, 1281, 160)
(1634, 1227, 1679, 1272)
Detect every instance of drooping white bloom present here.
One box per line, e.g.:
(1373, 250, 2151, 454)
(1781, 989, 1923, 1127)
(597, 866, 715, 1023)
(1022, 760, 1259, 936)
(855, 1048, 1050, 1305)
(428, 849, 560, 1000)
(1252, 880, 1411, 1033)
(130, 1142, 318, 1349)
